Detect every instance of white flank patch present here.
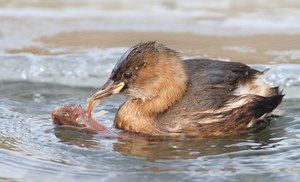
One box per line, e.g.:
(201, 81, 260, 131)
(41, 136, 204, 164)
(234, 85, 250, 96)
(234, 75, 273, 97)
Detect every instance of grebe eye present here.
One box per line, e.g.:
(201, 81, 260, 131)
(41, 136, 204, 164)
(123, 71, 132, 79)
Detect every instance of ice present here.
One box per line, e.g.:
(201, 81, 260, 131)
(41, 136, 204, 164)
(0, 51, 299, 92)
(252, 64, 300, 87)
(0, 46, 299, 99)
(0, 48, 124, 87)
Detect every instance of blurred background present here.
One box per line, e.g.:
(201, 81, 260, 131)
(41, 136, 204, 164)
(0, 0, 300, 86)
(1, 1, 300, 182)
(1, 0, 299, 87)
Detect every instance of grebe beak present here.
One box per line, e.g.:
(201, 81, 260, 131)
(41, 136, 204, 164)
(87, 80, 125, 115)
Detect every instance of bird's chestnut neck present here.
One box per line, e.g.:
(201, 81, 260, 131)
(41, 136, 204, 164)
(115, 56, 188, 134)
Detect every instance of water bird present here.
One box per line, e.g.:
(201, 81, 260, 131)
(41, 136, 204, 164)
(87, 41, 283, 138)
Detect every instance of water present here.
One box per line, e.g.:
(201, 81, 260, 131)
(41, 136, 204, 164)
(1, 83, 300, 182)
(1, 0, 300, 181)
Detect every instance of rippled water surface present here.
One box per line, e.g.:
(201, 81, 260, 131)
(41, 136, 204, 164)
(1, 0, 300, 181)
(1, 82, 300, 182)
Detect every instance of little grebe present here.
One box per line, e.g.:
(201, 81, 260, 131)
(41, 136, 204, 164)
(87, 41, 283, 138)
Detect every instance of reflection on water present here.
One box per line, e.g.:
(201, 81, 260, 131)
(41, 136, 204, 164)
(54, 115, 291, 161)
(0, 82, 300, 181)
(1, 0, 300, 181)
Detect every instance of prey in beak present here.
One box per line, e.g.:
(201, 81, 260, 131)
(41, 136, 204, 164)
(87, 80, 125, 115)
(86, 42, 154, 116)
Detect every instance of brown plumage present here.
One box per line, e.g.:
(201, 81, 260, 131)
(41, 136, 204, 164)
(88, 41, 283, 138)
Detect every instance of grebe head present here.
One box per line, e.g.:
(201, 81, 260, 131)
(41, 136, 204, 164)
(88, 41, 188, 112)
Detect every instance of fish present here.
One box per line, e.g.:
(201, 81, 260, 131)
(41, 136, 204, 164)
(51, 104, 116, 137)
